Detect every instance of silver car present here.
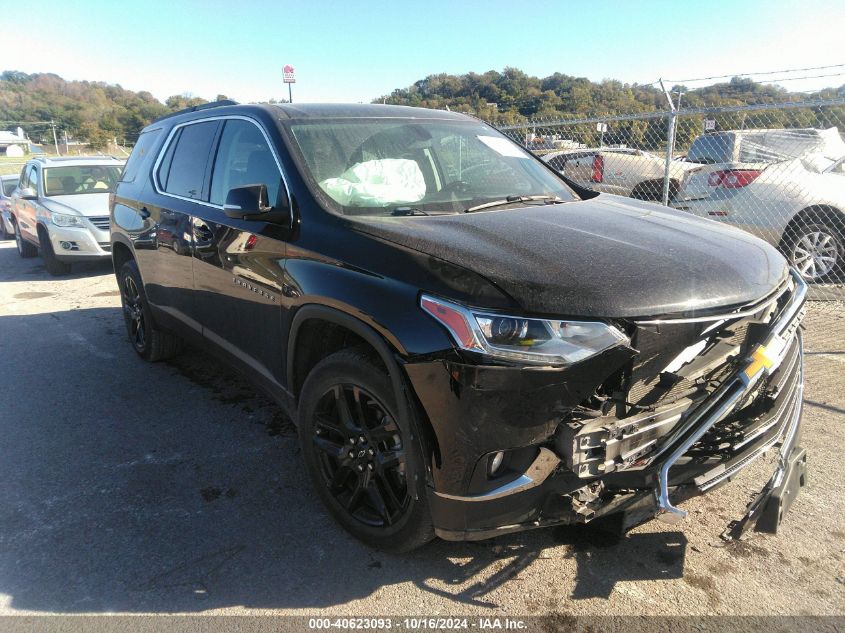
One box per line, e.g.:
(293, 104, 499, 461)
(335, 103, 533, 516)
(674, 146, 845, 282)
(11, 156, 124, 275)
(0, 174, 19, 240)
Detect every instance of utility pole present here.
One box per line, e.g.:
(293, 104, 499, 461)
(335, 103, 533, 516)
(658, 79, 677, 207)
(50, 120, 60, 155)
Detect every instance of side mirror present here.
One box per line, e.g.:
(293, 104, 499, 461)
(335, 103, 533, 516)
(18, 187, 37, 200)
(223, 184, 291, 226)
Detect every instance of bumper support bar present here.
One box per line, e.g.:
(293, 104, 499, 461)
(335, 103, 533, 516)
(654, 269, 807, 523)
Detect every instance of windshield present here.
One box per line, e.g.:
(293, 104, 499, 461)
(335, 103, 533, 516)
(686, 133, 734, 164)
(43, 165, 122, 196)
(288, 118, 578, 215)
(2, 178, 17, 196)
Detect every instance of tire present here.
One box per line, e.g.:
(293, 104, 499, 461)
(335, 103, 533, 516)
(0, 219, 10, 241)
(631, 180, 677, 203)
(14, 221, 37, 258)
(298, 348, 434, 552)
(38, 229, 72, 276)
(782, 212, 845, 283)
(118, 259, 182, 362)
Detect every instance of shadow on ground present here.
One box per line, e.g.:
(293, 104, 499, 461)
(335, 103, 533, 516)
(0, 246, 113, 283)
(0, 307, 688, 613)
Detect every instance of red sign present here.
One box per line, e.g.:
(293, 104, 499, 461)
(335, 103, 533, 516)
(283, 65, 296, 84)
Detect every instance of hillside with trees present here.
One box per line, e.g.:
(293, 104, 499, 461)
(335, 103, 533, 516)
(2, 68, 844, 152)
(0, 71, 217, 149)
(375, 67, 845, 121)
(375, 68, 845, 150)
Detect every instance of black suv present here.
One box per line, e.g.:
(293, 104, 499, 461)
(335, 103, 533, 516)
(111, 102, 807, 551)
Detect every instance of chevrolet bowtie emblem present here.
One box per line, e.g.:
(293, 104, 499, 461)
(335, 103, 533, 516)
(743, 335, 786, 383)
(744, 345, 774, 381)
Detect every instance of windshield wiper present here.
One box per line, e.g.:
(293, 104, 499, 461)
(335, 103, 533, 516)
(464, 195, 565, 214)
(391, 206, 430, 216)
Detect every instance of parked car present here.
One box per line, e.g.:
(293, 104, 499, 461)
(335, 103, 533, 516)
(674, 128, 845, 282)
(0, 174, 19, 240)
(112, 101, 806, 551)
(675, 128, 845, 202)
(544, 147, 696, 200)
(10, 156, 124, 275)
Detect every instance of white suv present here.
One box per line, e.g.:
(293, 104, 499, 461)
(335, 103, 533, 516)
(11, 156, 124, 275)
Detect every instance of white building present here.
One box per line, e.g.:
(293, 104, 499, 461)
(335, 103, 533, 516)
(0, 128, 28, 156)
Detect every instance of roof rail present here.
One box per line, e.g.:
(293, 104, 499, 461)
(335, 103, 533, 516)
(29, 155, 125, 163)
(151, 99, 239, 125)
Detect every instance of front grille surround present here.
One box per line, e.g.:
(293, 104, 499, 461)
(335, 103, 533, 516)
(88, 216, 110, 231)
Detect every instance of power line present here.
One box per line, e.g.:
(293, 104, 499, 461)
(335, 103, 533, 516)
(751, 71, 845, 84)
(663, 63, 845, 84)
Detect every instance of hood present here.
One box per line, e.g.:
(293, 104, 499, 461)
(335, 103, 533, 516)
(348, 195, 787, 318)
(42, 193, 111, 217)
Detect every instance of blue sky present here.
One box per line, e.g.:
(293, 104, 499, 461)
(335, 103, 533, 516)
(3, 0, 844, 103)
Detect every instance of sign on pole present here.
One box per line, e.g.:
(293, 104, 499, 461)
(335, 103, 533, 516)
(283, 64, 295, 104)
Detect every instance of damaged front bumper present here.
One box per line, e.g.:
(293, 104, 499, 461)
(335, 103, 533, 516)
(406, 270, 808, 541)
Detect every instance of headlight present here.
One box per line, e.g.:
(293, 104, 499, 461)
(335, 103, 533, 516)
(420, 294, 629, 365)
(51, 212, 85, 228)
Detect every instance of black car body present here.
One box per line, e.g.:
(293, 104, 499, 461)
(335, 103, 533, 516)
(111, 102, 807, 551)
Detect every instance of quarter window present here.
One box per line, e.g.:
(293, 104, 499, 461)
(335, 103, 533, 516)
(209, 120, 282, 206)
(158, 121, 220, 200)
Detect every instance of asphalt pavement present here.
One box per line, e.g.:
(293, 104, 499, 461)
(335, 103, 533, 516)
(0, 240, 843, 617)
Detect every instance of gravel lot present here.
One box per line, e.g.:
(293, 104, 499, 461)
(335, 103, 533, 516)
(0, 239, 843, 617)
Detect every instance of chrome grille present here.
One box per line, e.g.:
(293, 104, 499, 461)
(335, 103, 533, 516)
(88, 216, 110, 231)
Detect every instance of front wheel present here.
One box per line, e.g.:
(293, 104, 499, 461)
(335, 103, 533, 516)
(39, 230, 72, 276)
(783, 215, 844, 282)
(298, 348, 434, 552)
(118, 259, 182, 361)
(14, 221, 37, 258)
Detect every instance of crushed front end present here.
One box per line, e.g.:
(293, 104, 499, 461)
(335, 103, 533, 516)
(405, 270, 807, 541)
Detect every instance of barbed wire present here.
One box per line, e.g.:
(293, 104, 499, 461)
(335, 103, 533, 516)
(662, 63, 845, 84)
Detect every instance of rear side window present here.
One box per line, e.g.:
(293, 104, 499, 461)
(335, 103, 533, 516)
(121, 129, 161, 183)
(687, 133, 734, 164)
(158, 121, 220, 200)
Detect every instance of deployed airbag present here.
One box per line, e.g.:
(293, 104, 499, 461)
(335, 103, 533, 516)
(319, 159, 426, 207)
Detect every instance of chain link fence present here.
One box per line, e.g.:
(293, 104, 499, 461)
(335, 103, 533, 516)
(493, 98, 845, 376)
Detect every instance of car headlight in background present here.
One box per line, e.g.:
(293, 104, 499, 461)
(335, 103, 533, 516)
(420, 294, 629, 365)
(50, 212, 85, 228)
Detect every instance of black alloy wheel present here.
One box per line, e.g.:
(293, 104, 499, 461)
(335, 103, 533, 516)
(298, 348, 434, 552)
(122, 273, 146, 353)
(311, 383, 410, 528)
(118, 259, 181, 362)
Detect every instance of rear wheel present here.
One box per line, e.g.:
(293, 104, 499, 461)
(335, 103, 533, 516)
(631, 180, 677, 203)
(118, 259, 182, 361)
(14, 221, 37, 258)
(38, 229, 72, 276)
(298, 348, 434, 552)
(783, 213, 844, 282)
